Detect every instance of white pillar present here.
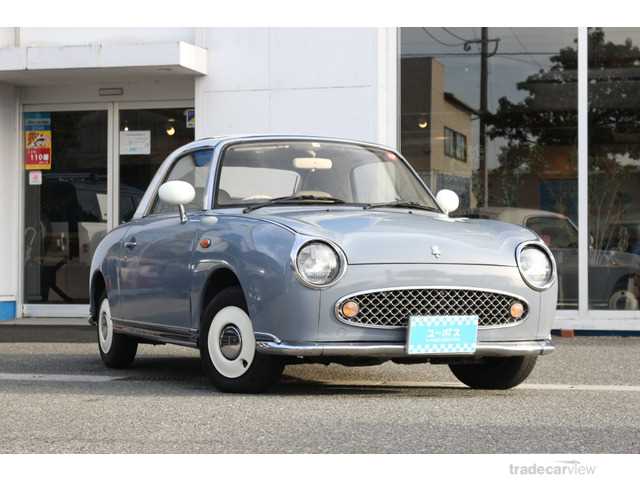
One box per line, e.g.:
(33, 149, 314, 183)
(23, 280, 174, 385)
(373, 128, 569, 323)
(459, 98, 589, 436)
(0, 84, 19, 319)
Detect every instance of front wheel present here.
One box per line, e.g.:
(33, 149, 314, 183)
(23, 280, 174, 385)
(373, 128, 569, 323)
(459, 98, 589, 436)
(97, 295, 137, 369)
(449, 355, 537, 389)
(200, 287, 284, 393)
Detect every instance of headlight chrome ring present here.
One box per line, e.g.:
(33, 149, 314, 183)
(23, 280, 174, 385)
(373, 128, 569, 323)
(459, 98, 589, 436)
(293, 239, 347, 288)
(516, 241, 556, 291)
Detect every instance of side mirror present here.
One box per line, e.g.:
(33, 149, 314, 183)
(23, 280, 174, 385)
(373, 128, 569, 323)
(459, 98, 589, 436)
(158, 180, 196, 224)
(436, 189, 460, 215)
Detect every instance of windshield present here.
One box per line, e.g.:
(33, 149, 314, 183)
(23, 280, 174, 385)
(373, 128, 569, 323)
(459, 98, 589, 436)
(215, 140, 440, 210)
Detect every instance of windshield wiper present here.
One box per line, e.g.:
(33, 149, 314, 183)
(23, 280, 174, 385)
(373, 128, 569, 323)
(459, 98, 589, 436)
(243, 194, 346, 213)
(364, 200, 440, 212)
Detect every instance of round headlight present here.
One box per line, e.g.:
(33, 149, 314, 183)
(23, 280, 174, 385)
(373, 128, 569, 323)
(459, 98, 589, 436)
(296, 241, 342, 287)
(518, 244, 554, 290)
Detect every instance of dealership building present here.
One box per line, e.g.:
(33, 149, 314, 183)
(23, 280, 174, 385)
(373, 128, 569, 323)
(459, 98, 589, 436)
(0, 27, 638, 332)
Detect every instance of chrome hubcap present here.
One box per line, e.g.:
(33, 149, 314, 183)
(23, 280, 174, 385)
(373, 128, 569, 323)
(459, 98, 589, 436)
(219, 325, 242, 360)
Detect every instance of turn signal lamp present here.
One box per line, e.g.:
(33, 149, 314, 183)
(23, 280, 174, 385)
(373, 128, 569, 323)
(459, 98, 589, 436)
(341, 301, 360, 318)
(510, 302, 525, 320)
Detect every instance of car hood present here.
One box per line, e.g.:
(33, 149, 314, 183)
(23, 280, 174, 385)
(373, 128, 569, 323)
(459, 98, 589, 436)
(257, 207, 538, 266)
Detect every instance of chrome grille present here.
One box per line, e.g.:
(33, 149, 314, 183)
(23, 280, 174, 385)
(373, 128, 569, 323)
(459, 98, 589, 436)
(336, 288, 528, 328)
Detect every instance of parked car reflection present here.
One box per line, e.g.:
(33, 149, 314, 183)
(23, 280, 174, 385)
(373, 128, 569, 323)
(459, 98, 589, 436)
(24, 173, 143, 304)
(459, 207, 640, 310)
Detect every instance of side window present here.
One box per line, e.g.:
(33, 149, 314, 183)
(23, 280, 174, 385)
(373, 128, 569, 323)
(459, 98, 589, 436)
(526, 216, 578, 249)
(149, 150, 212, 216)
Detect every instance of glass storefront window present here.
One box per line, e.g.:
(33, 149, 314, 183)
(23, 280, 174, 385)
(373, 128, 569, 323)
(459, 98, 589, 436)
(400, 27, 578, 309)
(588, 28, 640, 311)
(119, 108, 195, 223)
(23, 110, 108, 304)
(23, 106, 195, 307)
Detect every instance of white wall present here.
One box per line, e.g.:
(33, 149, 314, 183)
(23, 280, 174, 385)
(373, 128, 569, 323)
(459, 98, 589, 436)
(17, 28, 195, 47)
(0, 84, 18, 302)
(195, 28, 397, 145)
(0, 28, 16, 48)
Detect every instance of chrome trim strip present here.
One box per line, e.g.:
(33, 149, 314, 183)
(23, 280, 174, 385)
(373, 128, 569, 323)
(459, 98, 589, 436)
(256, 339, 554, 358)
(333, 285, 530, 330)
(112, 318, 199, 348)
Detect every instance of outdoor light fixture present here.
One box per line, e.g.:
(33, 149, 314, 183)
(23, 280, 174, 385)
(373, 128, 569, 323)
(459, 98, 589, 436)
(417, 118, 428, 129)
(98, 87, 124, 96)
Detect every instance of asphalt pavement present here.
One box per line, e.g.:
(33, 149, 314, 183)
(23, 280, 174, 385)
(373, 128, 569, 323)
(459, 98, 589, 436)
(0, 333, 638, 453)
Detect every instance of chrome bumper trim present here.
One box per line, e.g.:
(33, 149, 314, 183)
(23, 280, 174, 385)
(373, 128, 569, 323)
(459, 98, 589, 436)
(255, 339, 555, 357)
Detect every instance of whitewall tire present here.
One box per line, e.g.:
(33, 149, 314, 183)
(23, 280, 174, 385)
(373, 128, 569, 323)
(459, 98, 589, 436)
(98, 298, 114, 354)
(200, 287, 284, 393)
(206, 306, 256, 378)
(608, 288, 639, 310)
(97, 295, 137, 369)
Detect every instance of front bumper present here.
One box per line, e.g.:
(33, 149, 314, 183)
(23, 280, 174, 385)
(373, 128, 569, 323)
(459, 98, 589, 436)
(256, 338, 554, 358)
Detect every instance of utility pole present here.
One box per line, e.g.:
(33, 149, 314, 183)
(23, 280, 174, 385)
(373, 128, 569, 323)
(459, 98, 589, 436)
(479, 27, 489, 207)
(423, 27, 498, 207)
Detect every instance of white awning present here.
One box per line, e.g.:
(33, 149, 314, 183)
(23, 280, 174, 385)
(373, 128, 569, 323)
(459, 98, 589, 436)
(0, 41, 207, 86)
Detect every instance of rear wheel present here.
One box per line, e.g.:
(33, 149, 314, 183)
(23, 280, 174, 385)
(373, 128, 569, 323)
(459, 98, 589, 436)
(97, 294, 137, 369)
(449, 355, 537, 389)
(608, 278, 639, 310)
(200, 287, 284, 393)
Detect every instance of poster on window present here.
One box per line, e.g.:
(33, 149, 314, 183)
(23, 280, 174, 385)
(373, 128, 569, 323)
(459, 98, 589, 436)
(24, 112, 52, 170)
(185, 108, 195, 129)
(120, 130, 151, 155)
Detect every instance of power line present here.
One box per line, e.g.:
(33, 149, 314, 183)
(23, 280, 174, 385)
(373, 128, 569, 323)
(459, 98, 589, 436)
(441, 27, 474, 43)
(510, 28, 545, 70)
(420, 27, 466, 48)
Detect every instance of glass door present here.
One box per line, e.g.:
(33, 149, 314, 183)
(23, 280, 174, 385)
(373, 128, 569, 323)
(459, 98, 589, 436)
(21, 102, 195, 317)
(117, 104, 195, 224)
(23, 105, 111, 313)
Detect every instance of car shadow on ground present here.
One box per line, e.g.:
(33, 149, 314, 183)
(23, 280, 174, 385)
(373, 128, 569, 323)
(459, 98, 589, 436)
(0, 349, 523, 398)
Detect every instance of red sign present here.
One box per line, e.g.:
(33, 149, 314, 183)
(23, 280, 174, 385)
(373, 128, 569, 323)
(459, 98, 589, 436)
(25, 130, 52, 170)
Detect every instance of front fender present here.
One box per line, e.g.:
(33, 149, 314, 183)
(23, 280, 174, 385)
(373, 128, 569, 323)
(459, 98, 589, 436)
(189, 216, 321, 342)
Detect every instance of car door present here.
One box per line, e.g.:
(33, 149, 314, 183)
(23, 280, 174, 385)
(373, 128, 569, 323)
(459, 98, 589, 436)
(118, 150, 213, 329)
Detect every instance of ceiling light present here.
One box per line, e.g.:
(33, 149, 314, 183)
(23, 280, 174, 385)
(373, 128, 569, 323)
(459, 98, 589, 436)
(166, 118, 176, 136)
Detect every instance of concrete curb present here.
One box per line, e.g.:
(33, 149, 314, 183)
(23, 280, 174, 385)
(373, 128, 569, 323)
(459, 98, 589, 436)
(0, 325, 95, 343)
(0, 317, 89, 327)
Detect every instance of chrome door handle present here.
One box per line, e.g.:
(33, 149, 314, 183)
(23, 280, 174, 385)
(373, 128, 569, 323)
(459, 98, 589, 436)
(124, 240, 137, 250)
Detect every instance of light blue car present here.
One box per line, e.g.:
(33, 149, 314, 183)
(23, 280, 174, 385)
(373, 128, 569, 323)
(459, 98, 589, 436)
(89, 135, 557, 393)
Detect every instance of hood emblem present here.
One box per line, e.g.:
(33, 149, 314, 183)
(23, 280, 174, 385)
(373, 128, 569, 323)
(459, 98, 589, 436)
(431, 245, 442, 259)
